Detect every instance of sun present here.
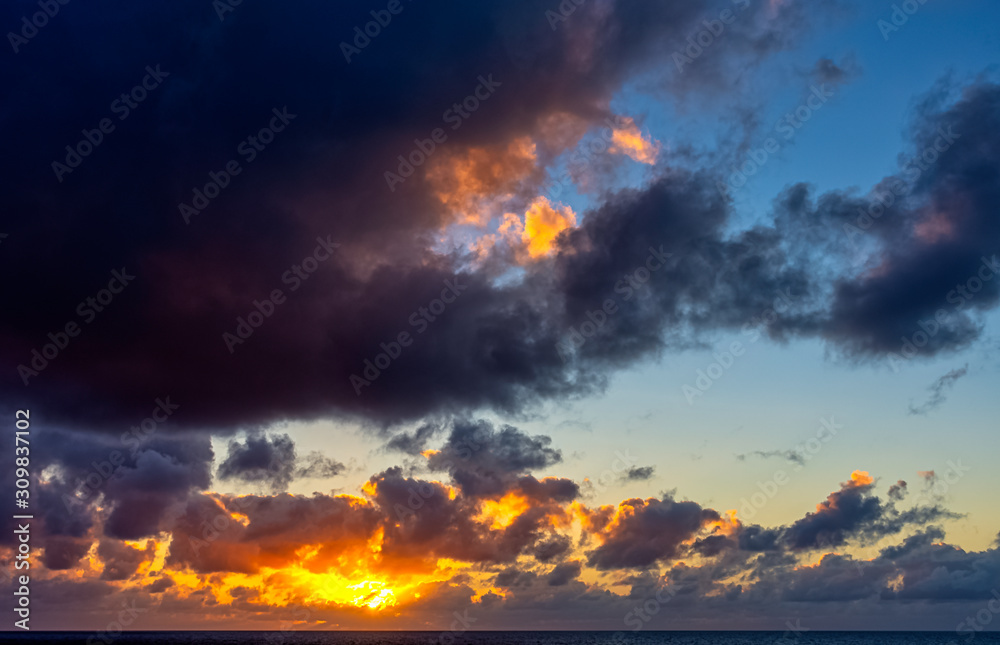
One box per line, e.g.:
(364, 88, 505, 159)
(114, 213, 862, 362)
(348, 580, 397, 610)
(299, 570, 400, 611)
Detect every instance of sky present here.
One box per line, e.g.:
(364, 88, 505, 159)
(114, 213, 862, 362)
(1, 0, 1000, 634)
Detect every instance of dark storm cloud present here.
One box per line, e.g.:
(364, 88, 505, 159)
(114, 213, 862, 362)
(11, 417, 572, 579)
(579, 473, 963, 573)
(585, 495, 721, 570)
(717, 525, 999, 609)
(494, 568, 536, 589)
(531, 534, 571, 563)
(888, 550, 1000, 602)
(384, 423, 442, 456)
(1, 0, 990, 437)
(1, 3, 999, 623)
(887, 480, 908, 500)
(367, 466, 564, 566)
(3, 429, 215, 545)
(775, 553, 887, 603)
(690, 534, 732, 558)
(146, 577, 175, 594)
(781, 474, 959, 551)
(878, 526, 946, 560)
(218, 433, 298, 490)
(36, 478, 93, 539)
(17, 456, 1000, 626)
(217, 432, 345, 490)
(772, 82, 1000, 360)
(425, 419, 563, 497)
(102, 435, 215, 540)
(545, 560, 582, 586)
(167, 491, 382, 574)
(0, 0, 843, 435)
(97, 539, 156, 581)
(545, 170, 816, 374)
(782, 475, 883, 550)
(39, 536, 93, 571)
(908, 364, 969, 415)
(736, 524, 782, 552)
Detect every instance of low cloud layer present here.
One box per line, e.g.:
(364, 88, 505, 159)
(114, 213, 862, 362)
(3, 419, 993, 630)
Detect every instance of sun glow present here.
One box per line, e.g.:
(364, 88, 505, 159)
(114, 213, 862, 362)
(348, 580, 397, 610)
(295, 569, 404, 610)
(477, 492, 531, 530)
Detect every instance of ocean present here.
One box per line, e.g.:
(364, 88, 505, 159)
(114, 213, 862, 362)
(1, 633, 996, 645)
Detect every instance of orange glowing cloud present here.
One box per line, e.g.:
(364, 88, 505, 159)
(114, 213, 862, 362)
(846, 470, 874, 489)
(471, 196, 577, 263)
(477, 492, 532, 530)
(522, 196, 577, 258)
(706, 509, 741, 537)
(25, 462, 963, 629)
(609, 117, 660, 165)
(426, 137, 538, 226)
